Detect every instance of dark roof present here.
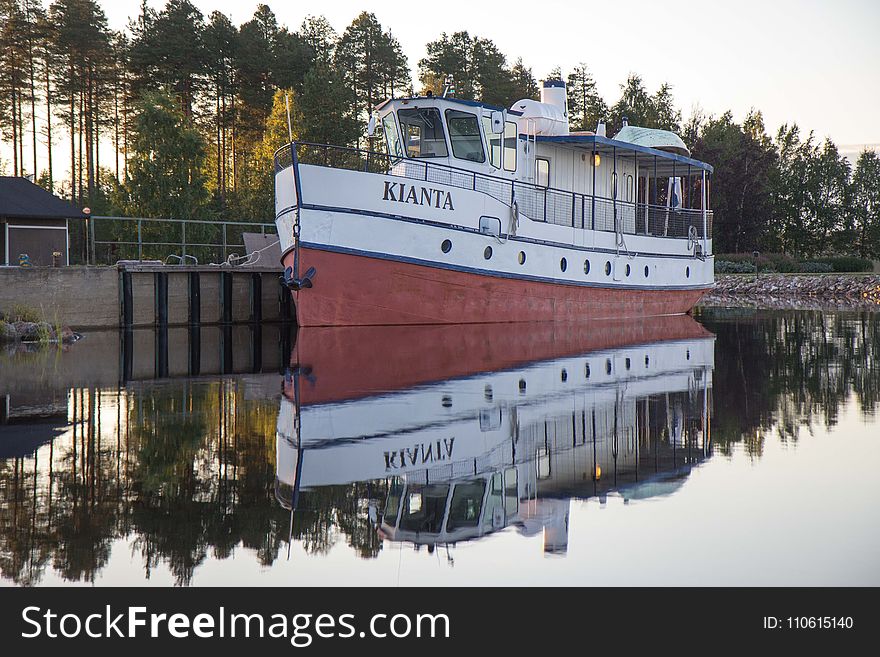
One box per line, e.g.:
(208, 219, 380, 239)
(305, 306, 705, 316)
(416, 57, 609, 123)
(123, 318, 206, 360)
(0, 176, 84, 220)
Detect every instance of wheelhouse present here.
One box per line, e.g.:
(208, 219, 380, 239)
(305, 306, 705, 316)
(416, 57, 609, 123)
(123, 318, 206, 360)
(370, 94, 713, 242)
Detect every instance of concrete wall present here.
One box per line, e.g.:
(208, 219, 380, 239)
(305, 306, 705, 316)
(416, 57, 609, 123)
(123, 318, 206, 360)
(0, 265, 290, 329)
(0, 266, 119, 328)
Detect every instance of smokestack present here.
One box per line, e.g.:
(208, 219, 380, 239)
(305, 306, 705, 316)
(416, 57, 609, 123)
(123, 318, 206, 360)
(540, 79, 569, 134)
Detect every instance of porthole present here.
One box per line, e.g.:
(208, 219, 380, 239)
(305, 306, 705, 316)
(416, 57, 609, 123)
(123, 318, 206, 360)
(645, 355, 650, 367)
(686, 349, 691, 361)
(484, 385, 493, 402)
(585, 363, 591, 379)
(518, 251, 526, 265)
(625, 357, 631, 370)
(605, 261, 612, 276)
(686, 266, 690, 278)
(442, 395, 452, 408)
(605, 359, 612, 375)
(584, 259, 591, 275)
(561, 369, 568, 382)
(484, 246, 493, 260)
(441, 239, 452, 253)
(625, 264, 631, 277)
(644, 265, 649, 278)
(560, 257, 567, 272)
(518, 379, 527, 393)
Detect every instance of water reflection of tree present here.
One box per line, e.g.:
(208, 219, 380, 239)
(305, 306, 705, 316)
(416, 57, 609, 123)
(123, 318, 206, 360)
(0, 380, 381, 586)
(701, 309, 880, 456)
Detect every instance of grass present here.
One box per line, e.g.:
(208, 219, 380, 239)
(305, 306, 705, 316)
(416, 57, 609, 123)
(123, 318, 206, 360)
(0, 303, 65, 345)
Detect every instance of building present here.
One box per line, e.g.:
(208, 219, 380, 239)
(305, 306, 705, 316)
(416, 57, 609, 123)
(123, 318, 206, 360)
(0, 177, 83, 266)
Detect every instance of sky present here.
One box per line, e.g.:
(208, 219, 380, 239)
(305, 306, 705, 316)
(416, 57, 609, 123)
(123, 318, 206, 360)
(99, 0, 879, 146)
(2, 0, 879, 176)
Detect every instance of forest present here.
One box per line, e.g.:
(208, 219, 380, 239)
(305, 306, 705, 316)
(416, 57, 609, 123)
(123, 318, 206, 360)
(1, 0, 879, 257)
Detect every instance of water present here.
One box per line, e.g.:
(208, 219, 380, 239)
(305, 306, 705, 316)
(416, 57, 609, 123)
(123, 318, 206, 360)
(1, 310, 878, 587)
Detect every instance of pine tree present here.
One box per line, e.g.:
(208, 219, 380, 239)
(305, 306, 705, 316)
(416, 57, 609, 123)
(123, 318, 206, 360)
(337, 12, 410, 127)
(128, 0, 206, 120)
(123, 90, 208, 220)
(850, 150, 880, 258)
(566, 63, 607, 132)
(203, 11, 237, 205)
(508, 58, 538, 102)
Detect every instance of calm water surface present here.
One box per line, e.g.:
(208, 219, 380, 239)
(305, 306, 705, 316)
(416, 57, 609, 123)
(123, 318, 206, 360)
(1, 309, 878, 586)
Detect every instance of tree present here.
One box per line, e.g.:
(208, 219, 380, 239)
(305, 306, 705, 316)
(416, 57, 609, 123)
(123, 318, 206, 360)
(235, 5, 278, 145)
(128, 0, 205, 120)
(691, 110, 776, 253)
(0, 0, 33, 177)
(607, 74, 680, 135)
(299, 62, 359, 146)
(299, 15, 337, 65)
(122, 90, 208, 220)
(419, 31, 514, 106)
(47, 0, 112, 205)
(508, 58, 538, 101)
(336, 12, 409, 128)
(203, 11, 237, 204)
(235, 88, 300, 221)
(804, 139, 850, 255)
(850, 149, 880, 258)
(566, 63, 607, 132)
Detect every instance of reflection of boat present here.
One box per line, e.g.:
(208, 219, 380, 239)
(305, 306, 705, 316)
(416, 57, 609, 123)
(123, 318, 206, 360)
(276, 317, 713, 556)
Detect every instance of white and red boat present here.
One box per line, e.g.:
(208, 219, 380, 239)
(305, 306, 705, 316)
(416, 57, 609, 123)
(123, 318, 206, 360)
(275, 80, 714, 326)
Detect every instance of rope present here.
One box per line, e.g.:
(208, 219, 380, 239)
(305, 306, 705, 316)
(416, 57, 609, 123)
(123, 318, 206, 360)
(214, 238, 281, 267)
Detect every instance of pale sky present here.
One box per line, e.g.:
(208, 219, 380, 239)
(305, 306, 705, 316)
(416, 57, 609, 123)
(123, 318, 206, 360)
(3, 0, 879, 177)
(102, 0, 878, 145)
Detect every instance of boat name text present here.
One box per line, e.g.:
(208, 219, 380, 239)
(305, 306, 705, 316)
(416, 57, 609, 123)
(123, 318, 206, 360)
(383, 181, 454, 210)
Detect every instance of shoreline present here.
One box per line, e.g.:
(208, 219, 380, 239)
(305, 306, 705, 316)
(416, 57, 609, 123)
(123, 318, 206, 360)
(699, 273, 880, 310)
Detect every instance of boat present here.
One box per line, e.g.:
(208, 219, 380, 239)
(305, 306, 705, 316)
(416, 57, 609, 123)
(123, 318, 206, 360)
(274, 79, 715, 327)
(276, 317, 714, 555)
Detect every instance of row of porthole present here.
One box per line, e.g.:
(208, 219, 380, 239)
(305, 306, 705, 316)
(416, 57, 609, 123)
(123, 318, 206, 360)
(440, 240, 691, 279)
(475, 351, 674, 405)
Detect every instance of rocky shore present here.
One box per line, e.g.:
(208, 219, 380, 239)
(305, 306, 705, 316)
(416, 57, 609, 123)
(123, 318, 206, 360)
(702, 273, 880, 309)
(0, 319, 78, 344)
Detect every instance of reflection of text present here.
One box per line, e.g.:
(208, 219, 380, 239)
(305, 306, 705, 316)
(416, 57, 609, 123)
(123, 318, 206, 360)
(384, 439, 455, 471)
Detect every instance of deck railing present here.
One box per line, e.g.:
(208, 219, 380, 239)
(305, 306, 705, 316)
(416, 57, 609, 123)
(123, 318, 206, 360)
(275, 142, 713, 241)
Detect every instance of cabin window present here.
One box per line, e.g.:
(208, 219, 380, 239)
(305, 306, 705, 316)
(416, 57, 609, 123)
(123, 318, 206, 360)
(482, 115, 502, 168)
(504, 468, 518, 515)
(503, 121, 517, 171)
(446, 482, 486, 530)
(446, 109, 485, 163)
(536, 158, 550, 187)
(397, 107, 448, 158)
(626, 175, 634, 203)
(399, 484, 449, 532)
(381, 113, 403, 158)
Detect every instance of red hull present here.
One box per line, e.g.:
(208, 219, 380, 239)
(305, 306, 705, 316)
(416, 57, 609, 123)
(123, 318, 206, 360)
(288, 317, 714, 406)
(286, 247, 710, 327)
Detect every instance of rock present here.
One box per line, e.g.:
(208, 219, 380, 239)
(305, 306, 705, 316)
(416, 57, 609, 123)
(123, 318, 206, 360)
(0, 322, 16, 343)
(14, 321, 53, 342)
(60, 326, 78, 343)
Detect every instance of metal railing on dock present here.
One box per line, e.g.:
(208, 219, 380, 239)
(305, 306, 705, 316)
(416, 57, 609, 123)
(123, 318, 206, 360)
(68, 215, 277, 266)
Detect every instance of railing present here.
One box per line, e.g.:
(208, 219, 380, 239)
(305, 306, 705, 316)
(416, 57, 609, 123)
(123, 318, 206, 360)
(67, 215, 277, 266)
(275, 142, 714, 240)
